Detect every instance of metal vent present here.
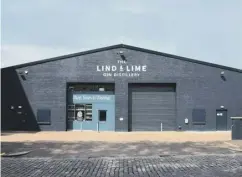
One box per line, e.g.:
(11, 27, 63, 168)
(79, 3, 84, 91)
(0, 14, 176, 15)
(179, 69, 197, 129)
(192, 109, 206, 125)
(37, 109, 51, 125)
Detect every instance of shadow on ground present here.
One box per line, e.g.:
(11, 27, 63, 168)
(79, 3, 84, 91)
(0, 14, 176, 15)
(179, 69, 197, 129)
(1, 141, 242, 158)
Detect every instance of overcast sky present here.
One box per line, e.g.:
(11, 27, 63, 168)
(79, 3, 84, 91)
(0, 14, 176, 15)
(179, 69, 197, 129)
(1, 0, 242, 69)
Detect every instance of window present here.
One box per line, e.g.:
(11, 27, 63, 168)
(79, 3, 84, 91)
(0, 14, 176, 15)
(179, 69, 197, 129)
(37, 109, 51, 124)
(68, 83, 114, 92)
(84, 104, 92, 121)
(67, 105, 75, 120)
(192, 109, 206, 125)
(67, 104, 92, 121)
(99, 110, 107, 122)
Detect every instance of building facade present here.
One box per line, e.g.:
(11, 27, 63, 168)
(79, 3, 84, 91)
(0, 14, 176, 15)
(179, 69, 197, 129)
(1, 44, 242, 131)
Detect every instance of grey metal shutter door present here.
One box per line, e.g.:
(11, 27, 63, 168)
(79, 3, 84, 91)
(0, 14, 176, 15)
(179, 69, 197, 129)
(129, 86, 176, 131)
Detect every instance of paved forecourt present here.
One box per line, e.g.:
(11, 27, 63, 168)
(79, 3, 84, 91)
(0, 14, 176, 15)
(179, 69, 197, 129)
(2, 154, 242, 177)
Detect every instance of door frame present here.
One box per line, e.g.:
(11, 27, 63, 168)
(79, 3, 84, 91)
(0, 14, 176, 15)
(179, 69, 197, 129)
(65, 82, 115, 131)
(216, 109, 228, 131)
(128, 83, 177, 131)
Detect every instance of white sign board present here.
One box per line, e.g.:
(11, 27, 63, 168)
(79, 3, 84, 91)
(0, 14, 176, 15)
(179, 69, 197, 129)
(185, 118, 189, 124)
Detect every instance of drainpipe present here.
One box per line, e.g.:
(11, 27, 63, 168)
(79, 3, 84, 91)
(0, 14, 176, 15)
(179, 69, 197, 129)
(97, 122, 99, 133)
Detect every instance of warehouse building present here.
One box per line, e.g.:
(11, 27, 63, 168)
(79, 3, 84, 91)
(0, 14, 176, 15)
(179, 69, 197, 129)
(1, 44, 242, 132)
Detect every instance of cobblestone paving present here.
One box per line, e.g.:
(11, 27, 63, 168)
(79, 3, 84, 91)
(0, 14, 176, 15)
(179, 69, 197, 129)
(2, 154, 242, 177)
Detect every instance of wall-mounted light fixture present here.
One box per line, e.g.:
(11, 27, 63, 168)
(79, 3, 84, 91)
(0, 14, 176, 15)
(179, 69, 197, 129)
(220, 71, 226, 81)
(19, 70, 28, 80)
(117, 50, 127, 61)
(178, 126, 182, 131)
(117, 51, 124, 55)
(68, 86, 74, 91)
(18, 71, 26, 80)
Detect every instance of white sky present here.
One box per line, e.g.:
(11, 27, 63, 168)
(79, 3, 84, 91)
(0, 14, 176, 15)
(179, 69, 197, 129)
(1, 0, 242, 69)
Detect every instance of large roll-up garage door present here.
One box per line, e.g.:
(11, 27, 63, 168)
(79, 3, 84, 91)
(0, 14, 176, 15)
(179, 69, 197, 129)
(129, 84, 176, 131)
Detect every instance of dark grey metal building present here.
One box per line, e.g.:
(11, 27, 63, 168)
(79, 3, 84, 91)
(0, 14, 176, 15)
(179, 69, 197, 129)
(1, 44, 242, 132)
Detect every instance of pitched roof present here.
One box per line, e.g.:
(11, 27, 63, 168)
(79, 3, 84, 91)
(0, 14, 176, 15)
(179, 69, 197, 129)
(2, 44, 242, 73)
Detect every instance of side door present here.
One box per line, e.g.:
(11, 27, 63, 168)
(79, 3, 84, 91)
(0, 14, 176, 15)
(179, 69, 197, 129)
(216, 109, 227, 131)
(94, 103, 115, 131)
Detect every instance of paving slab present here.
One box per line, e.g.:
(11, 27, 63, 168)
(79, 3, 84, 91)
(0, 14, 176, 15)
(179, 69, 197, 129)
(2, 131, 242, 177)
(2, 154, 242, 177)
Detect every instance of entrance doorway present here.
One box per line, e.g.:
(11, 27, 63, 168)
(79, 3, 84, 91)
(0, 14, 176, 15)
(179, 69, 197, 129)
(66, 83, 115, 131)
(216, 109, 227, 130)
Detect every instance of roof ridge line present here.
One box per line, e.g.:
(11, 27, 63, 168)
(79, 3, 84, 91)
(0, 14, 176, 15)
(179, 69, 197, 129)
(1, 44, 242, 73)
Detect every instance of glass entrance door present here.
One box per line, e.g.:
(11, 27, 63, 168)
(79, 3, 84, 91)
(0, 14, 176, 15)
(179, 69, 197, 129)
(67, 104, 94, 130)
